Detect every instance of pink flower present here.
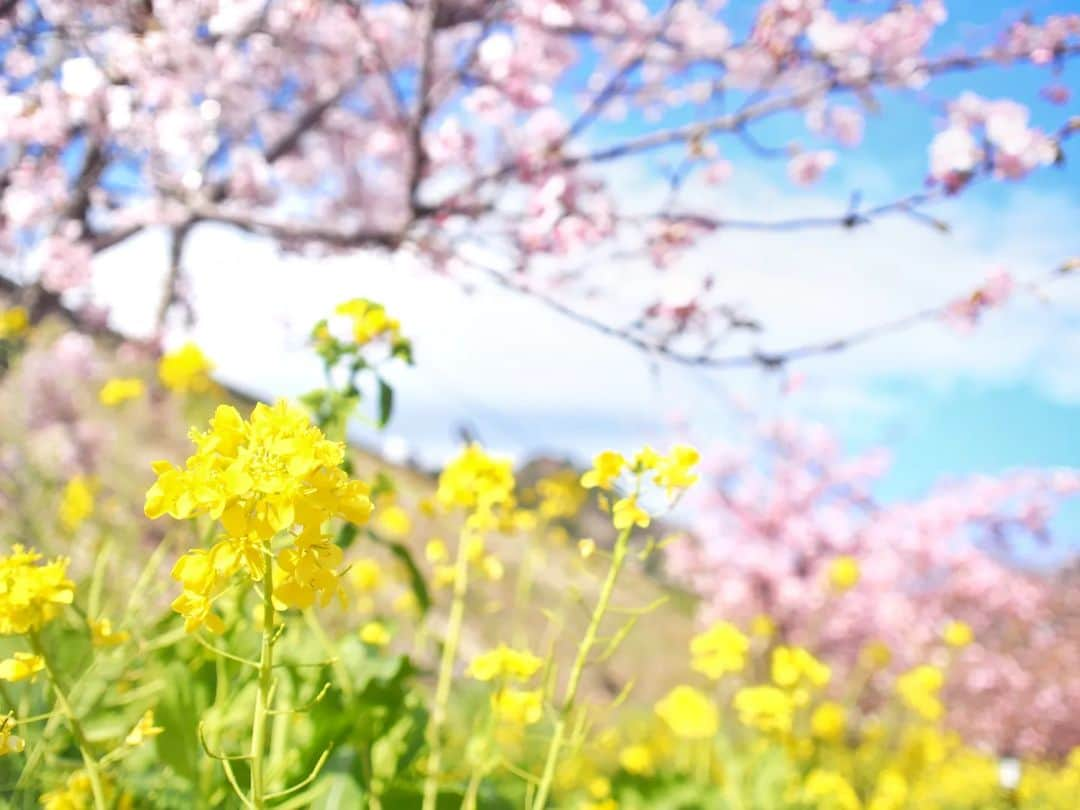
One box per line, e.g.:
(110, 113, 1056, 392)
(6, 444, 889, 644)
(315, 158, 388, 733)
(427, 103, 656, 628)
(787, 150, 836, 186)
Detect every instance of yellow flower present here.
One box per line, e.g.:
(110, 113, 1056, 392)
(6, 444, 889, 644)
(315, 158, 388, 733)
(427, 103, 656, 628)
(425, 538, 449, 564)
(619, 744, 655, 776)
(0, 652, 44, 682)
(335, 299, 402, 345)
(376, 504, 412, 539)
(612, 495, 649, 530)
(868, 770, 908, 810)
(0, 713, 25, 757)
(99, 377, 145, 406)
(360, 621, 391, 647)
(733, 686, 795, 735)
(794, 769, 861, 810)
(467, 645, 543, 682)
(480, 554, 504, 581)
(40, 770, 114, 810)
(751, 614, 776, 638)
(436, 444, 515, 516)
(145, 402, 373, 629)
(690, 621, 749, 679)
(580, 451, 626, 490)
(943, 620, 973, 648)
(535, 471, 587, 520)
(578, 538, 597, 559)
(772, 646, 831, 690)
(654, 685, 719, 739)
(158, 342, 214, 393)
(491, 688, 543, 726)
(0, 546, 75, 635)
(827, 556, 860, 592)
(860, 640, 892, 669)
(810, 701, 847, 743)
(58, 475, 95, 531)
(0, 306, 28, 339)
(124, 710, 163, 746)
(896, 665, 944, 721)
(348, 559, 383, 594)
(653, 444, 700, 497)
(90, 618, 130, 648)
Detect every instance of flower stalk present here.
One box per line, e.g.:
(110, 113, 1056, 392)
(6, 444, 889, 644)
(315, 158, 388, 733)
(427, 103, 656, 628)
(29, 631, 108, 810)
(531, 524, 633, 810)
(422, 528, 472, 810)
(249, 546, 276, 809)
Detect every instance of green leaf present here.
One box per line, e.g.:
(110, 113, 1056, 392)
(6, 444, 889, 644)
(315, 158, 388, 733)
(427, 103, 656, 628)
(376, 378, 394, 428)
(368, 531, 431, 617)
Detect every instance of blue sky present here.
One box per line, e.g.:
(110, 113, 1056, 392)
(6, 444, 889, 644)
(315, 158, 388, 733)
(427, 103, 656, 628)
(90, 1, 1080, 544)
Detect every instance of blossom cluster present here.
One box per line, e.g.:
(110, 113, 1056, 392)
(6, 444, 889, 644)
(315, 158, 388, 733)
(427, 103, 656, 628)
(145, 401, 374, 631)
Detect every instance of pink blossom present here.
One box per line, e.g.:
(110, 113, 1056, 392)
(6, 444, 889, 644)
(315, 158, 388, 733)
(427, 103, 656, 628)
(787, 150, 835, 186)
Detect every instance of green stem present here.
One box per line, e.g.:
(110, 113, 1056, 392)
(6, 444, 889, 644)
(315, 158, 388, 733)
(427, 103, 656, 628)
(249, 549, 276, 809)
(421, 528, 472, 810)
(30, 632, 109, 810)
(531, 525, 632, 810)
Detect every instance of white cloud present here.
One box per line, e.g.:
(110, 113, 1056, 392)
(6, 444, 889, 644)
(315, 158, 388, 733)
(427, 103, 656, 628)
(86, 168, 1080, 464)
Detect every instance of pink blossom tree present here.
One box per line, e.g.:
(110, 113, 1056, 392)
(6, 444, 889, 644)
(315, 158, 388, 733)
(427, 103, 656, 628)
(667, 418, 1080, 756)
(0, 1, 1075, 361)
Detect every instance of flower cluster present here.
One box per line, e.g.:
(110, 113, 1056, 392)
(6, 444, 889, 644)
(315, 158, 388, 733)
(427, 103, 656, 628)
(468, 645, 544, 727)
(99, 377, 145, 406)
(158, 342, 215, 394)
(145, 401, 373, 632)
(580, 444, 701, 530)
(436, 443, 516, 526)
(0, 545, 75, 635)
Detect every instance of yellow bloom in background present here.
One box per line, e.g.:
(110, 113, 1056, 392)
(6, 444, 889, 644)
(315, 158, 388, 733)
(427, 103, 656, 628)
(0, 306, 28, 339)
(0, 713, 25, 757)
(436, 444, 515, 516)
(425, 538, 449, 564)
(794, 769, 861, 810)
(376, 504, 412, 539)
(612, 495, 650, 530)
(868, 770, 908, 810)
(751, 614, 776, 638)
(58, 475, 95, 531)
(535, 470, 587, 520)
(158, 342, 214, 393)
(40, 770, 108, 810)
(654, 685, 719, 739)
(943, 620, 974, 648)
(733, 686, 795, 735)
(772, 646, 831, 691)
(896, 665, 945, 721)
(860, 640, 892, 669)
(124, 710, 163, 747)
(619, 744, 655, 776)
(480, 554, 504, 582)
(653, 444, 700, 497)
(360, 621, 391, 647)
(0, 652, 44, 682)
(99, 377, 145, 406)
(827, 555, 861, 592)
(580, 451, 626, 490)
(491, 688, 543, 726)
(335, 299, 402, 345)
(349, 559, 383, 595)
(578, 538, 597, 559)
(467, 645, 543, 682)
(690, 620, 749, 679)
(90, 618, 130, 647)
(0, 546, 75, 635)
(811, 701, 848, 743)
